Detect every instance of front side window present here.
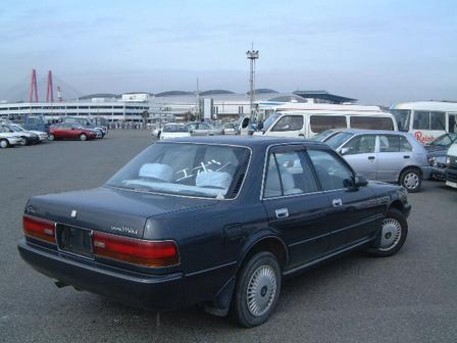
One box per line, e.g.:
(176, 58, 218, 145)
(307, 149, 353, 191)
(271, 115, 304, 132)
(341, 135, 376, 154)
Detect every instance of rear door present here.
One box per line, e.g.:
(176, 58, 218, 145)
(376, 134, 413, 182)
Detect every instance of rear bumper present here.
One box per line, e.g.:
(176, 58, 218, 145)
(17, 239, 185, 311)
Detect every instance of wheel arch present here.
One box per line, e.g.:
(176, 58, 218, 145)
(204, 234, 288, 317)
(238, 234, 288, 273)
(389, 199, 405, 214)
(398, 165, 422, 181)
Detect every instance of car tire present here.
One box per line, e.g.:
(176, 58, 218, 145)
(232, 251, 281, 328)
(48, 134, 55, 141)
(19, 137, 27, 146)
(0, 139, 9, 148)
(366, 208, 408, 257)
(80, 133, 87, 141)
(399, 168, 421, 193)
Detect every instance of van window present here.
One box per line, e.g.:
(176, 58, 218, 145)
(271, 115, 304, 132)
(431, 111, 446, 130)
(309, 115, 346, 133)
(350, 116, 394, 130)
(414, 111, 430, 130)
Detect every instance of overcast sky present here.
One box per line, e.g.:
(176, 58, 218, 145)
(1, 0, 456, 105)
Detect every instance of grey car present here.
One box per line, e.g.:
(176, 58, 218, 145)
(185, 122, 224, 136)
(324, 129, 431, 192)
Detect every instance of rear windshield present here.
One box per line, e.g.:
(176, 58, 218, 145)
(105, 142, 250, 199)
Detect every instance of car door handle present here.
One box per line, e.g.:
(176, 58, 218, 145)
(403, 155, 410, 159)
(368, 156, 375, 160)
(332, 198, 343, 207)
(275, 208, 289, 219)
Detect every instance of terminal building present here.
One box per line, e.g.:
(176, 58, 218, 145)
(0, 90, 356, 126)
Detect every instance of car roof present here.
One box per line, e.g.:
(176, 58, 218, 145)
(158, 135, 329, 149)
(336, 129, 411, 136)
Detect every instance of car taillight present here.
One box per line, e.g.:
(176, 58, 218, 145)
(92, 232, 179, 268)
(23, 214, 56, 244)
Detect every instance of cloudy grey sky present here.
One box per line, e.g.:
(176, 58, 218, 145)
(1, 0, 456, 105)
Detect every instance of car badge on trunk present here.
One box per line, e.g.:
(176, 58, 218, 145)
(71, 210, 77, 218)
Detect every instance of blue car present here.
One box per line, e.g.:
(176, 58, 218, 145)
(18, 136, 411, 327)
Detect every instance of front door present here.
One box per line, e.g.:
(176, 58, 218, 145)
(339, 134, 377, 180)
(307, 148, 382, 252)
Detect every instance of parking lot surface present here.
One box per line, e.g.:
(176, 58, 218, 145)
(1, 130, 456, 343)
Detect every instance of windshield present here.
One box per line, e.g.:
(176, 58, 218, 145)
(105, 142, 250, 199)
(10, 125, 23, 132)
(324, 132, 354, 149)
(390, 109, 411, 131)
(263, 112, 281, 131)
(310, 129, 339, 142)
(428, 133, 457, 147)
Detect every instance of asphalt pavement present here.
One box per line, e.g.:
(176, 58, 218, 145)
(1, 130, 456, 343)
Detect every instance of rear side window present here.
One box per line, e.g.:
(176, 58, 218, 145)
(350, 116, 394, 130)
(379, 135, 412, 152)
(271, 115, 304, 132)
(309, 115, 346, 133)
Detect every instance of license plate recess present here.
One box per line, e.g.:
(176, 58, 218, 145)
(57, 224, 93, 258)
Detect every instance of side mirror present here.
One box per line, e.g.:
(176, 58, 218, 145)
(241, 117, 250, 129)
(344, 175, 368, 189)
(354, 175, 368, 187)
(340, 147, 351, 155)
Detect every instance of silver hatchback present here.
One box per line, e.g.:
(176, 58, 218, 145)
(323, 129, 431, 192)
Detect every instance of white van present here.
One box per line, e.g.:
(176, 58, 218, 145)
(390, 101, 457, 144)
(255, 104, 397, 139)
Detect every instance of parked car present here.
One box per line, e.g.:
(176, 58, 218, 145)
(8, 123, 48, 143)
(185, 122, 224, 136)
(18, 136, 411, 327)
(0, 123, 40, 145)
(49, 123, 98, 141)
(61, 117, 107, 138)
(309, 128, 346, 142)
(0, 130, 23, 148)
(445, 142, 457, 188)
(23, 115, 50, 133)
(159, 123, 190, 140)
(222, 122, 239, 135)
(424, 133, 457, 180)
(323, 129, 431, 192)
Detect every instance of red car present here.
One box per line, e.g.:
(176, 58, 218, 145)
(49, 123, 97, 141)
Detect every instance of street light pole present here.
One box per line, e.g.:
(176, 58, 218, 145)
(246, 46, 259, 122)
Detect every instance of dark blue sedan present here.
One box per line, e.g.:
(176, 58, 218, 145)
(18, 136, 411, 327)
